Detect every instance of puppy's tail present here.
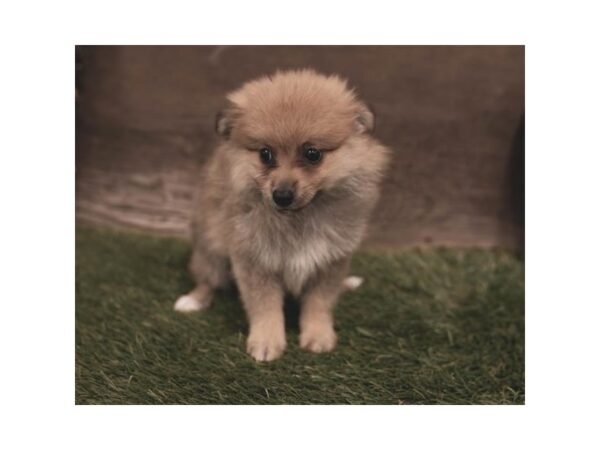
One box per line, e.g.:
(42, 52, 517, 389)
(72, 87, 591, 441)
(342, 276, 364, 292)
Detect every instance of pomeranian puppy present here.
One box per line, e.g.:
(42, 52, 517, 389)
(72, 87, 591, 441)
(174, 69, 390, 361)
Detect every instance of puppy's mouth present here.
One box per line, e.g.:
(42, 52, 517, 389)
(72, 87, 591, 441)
(272, 202, 306, 213)
(271, 191, 321, 213)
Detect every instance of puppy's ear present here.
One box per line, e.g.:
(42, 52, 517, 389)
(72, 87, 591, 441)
(215, 108, 238, 139)
(355, 103, 375, 134)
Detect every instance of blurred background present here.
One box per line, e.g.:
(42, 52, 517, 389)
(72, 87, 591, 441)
(75, 45, 524, 250)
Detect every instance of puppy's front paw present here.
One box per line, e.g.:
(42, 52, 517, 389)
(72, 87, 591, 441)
(173, 294, 210, 313)
(300, 323, 337, 353)
(246, 329, 286, 362)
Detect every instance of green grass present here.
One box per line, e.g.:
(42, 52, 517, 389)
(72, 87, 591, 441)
(76, 227, 524, 404)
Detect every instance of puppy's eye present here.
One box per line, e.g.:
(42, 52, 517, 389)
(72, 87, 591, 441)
(260, 147, 273, 165)
(303, 147, 322, 164)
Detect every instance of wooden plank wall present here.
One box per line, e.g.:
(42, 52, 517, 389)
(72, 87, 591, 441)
(76, 46, 524, 249)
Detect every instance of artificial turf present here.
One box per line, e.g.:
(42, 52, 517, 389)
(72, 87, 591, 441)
(75, 227, 525, 405)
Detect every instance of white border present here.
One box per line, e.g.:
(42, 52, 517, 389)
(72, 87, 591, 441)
(2, 0, 600, 449)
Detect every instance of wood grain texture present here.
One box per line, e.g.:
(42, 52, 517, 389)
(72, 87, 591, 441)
(76, 46, 524, 249)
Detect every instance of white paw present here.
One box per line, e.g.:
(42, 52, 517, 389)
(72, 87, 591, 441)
(173, 294, 209, 313)
(343, 276, 364, 291)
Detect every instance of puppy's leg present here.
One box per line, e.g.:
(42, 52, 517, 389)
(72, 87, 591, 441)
(231, 257, 286, 362)
(299, 258, 350, 353)
(174, 246, 228, 313)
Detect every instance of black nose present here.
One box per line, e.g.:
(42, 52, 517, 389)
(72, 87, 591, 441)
(272, 188, 294, 207)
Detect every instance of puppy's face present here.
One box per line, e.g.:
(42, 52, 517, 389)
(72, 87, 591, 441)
(217, 70, 380, 211)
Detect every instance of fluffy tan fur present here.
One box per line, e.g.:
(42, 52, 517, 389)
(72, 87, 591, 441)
(174, 69, 390, 361)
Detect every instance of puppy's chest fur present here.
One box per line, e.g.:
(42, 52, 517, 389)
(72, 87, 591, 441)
(233, 201, 366, 296)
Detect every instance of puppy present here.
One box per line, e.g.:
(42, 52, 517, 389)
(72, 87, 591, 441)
(174, 69, 390, 361)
